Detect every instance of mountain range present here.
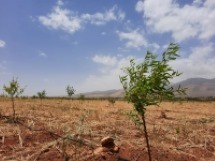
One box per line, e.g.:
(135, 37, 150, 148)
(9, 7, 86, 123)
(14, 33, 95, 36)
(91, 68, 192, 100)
(174, 78, 215, 97)
(78, 78, 215, 98)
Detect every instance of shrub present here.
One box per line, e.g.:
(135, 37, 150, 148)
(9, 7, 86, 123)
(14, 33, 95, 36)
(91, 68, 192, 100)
(3, 78, 24, 122)
(120, 43, 186, 161)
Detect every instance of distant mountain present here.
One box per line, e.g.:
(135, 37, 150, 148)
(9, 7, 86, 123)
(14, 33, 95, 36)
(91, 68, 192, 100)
(77, 78, 215, 98)
(76, 89, 124, 98)
(174, 78, 215, 97)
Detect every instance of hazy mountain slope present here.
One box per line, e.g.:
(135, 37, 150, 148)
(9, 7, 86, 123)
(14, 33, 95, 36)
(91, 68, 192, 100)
(78, 78, 215, 98)
(174, 78, 215, 97)
(77, 89, 124, 98)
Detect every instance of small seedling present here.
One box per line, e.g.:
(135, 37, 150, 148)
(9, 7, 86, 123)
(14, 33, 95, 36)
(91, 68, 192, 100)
(108, 98, 116, 107)
(3, 78, 24, 122)
(66, 85, 75, 98)
(37, 90, 46, 106)
(120, 43, 186, 161)
(79, 94, 85, 100)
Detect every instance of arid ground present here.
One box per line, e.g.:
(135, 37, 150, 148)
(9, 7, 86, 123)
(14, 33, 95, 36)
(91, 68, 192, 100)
(0, 98, 214, 161)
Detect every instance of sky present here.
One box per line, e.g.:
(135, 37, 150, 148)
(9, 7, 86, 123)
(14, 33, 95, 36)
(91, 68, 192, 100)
(0, 0, 215, 96)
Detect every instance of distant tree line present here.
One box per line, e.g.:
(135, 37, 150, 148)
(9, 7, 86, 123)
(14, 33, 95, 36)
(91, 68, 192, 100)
(1, 94, 215, 102)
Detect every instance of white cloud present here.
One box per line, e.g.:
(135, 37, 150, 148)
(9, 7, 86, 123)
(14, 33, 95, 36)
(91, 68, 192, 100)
(116, 29, 160, 52)
(38, 5, 82, 34)
(117, 30, 148, 49)
(39, 51, 47, 58)
(0, 40, 6, 48)
(81, 5, 125, 25)
(193, 0, 204, 6)
(92, 55, 117, 66)
(136, 0, 215, 42)
(149, 43, 160, 52)
(80, 55, 134, 92)
(57, 0, 64, 6)
(83, 43, 215, 92)
(38, 2, 125, 34)
(171, 43, 215, 82)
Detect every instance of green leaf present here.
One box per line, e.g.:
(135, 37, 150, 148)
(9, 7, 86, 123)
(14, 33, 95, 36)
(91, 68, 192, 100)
(119, 42, 186, 116)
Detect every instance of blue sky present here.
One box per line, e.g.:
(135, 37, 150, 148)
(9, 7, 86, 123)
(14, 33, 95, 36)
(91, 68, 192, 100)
(0, 0, 215, 96)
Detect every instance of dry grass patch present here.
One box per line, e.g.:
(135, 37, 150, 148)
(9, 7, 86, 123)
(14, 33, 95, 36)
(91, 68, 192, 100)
(0, 99, 214, 160)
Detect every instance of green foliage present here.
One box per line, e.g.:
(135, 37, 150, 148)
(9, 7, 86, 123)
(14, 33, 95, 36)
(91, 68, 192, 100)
(195, 117, 215, 124)
(37, 90, 46, 106)
(37, 90, 46, 99)
(3, 78, 24, 121)
(120, 43, 186, 115)
(120, 43, 186, 161)
(66, 85, 75, 97)
(79, 94, 85, 100)
(108, 98, 116, 106)
(127, 110, 142, 127)
(3, 78, 24, 97)
(75, 113, 90, 135)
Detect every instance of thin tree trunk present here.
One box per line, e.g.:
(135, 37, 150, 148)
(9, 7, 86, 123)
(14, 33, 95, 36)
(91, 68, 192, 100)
(40, 98, 43, 107)
(142, 114, 152, 161)
(11, 95, 15, 121)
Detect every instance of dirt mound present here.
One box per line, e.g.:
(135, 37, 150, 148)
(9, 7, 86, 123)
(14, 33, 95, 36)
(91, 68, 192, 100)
(92, 143, 198, 161)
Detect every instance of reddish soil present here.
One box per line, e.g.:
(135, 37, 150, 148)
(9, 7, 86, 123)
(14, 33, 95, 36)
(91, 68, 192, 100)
(0, 99, 215, 160)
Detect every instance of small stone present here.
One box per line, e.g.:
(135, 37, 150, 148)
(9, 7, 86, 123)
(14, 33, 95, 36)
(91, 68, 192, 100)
(109, 146, 119, 153)
(101, 136, 115, 148)
(93, 147, 109, 155)
(113, 146, 119, 152)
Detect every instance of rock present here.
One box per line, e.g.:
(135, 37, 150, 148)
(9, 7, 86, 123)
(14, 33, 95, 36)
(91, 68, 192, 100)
(101, 136, 115, 148)
(109, 146, 120, 152)
(94, 136, 119, 157)
(113, 146, 119, 152)
(93, 147, 109, 156)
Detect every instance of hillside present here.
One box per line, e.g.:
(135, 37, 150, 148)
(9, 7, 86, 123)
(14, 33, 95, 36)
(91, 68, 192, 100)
(174, 78, 215, 97)
(77, 89, 124, 98)
(78, 78, 215, 98)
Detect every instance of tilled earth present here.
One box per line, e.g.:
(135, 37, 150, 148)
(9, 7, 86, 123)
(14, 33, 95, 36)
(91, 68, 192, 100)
(0, 99, 214, 161)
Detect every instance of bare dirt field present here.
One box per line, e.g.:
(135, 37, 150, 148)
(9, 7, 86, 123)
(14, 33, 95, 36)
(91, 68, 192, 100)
(0, 98, 215, 161)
